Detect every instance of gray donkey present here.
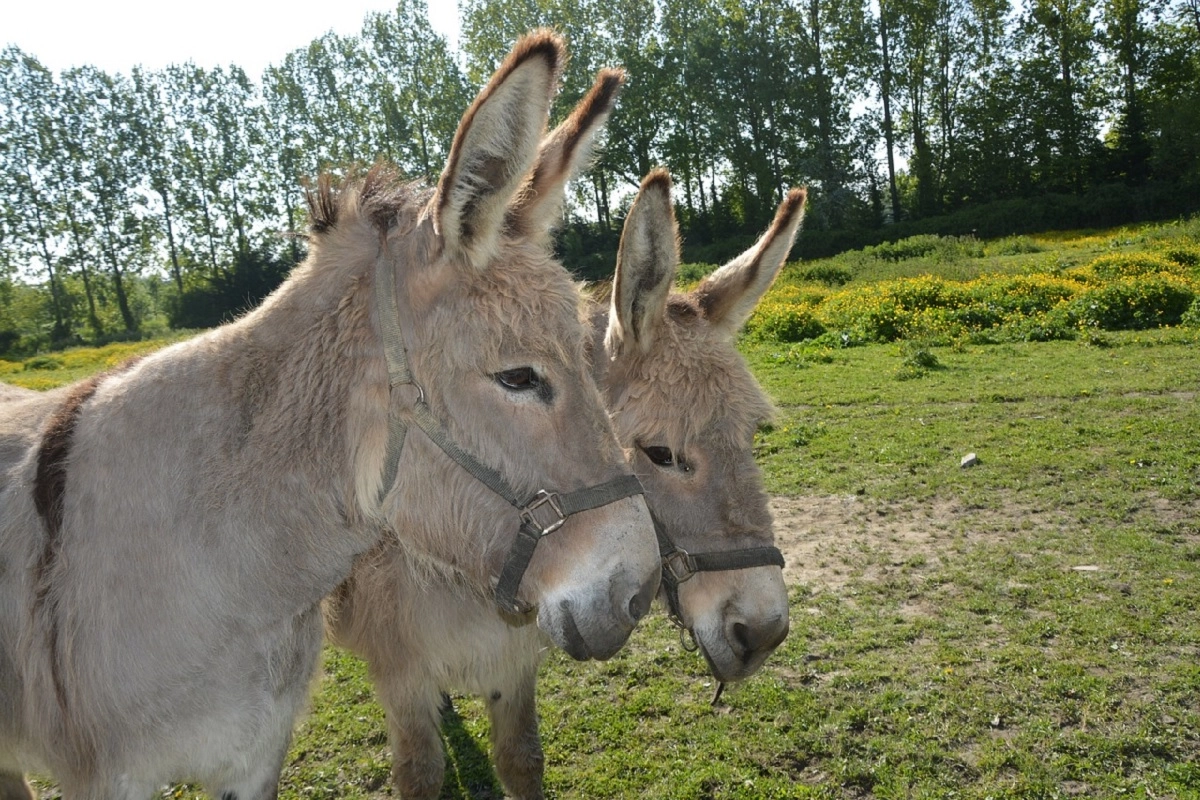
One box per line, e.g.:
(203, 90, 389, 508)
(0, 32, 660, 800)
(328, 170, 806, 798)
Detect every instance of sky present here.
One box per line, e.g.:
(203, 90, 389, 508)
(4, 0, 461, 79)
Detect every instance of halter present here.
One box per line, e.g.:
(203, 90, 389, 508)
(652, 514, 785, 652)
(373, 254, 645, 615)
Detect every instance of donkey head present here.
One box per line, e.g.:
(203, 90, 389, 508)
(597, 171, 806, 682)
(311, 33, 658, 660)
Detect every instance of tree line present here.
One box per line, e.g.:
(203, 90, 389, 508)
(2, 0, 1199, 354)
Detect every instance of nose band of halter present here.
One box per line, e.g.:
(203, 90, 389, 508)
(373, 256, 645, 616)
(652, 514, 785, 638)
(493, 474, 645, 614)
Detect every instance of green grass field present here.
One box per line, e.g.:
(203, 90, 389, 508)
(9, 218, 1200, 799)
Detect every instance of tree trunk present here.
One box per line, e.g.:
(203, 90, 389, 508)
(64, 204, 103, 337)
(158, 188, 184, 292)
(27, 185, 70, 340)
(879, 4, 902, 222)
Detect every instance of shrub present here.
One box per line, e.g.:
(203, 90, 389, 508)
(947, 303, 1007, 332)
(1071, 252, 1180, 282)
(886, 275, 969, 310)
(1058, 275, 1196, 330)
(746, 303, 826, 342)
(747, 285, 830, 342)
(896, 340, 943, 380)
(999, 312, 1077, 342)
(676, 262, 719, 285)
(1181, 298, 1200, 327)
(985, 236, 1044, 256)
(863, 235, 942, 262)
(1159, 245, 1200, 270)
(794, 262, 853, 286)
(966, 274, 1083, 316)
(816, 285, 907, 341)
(23, 355, 63, 371)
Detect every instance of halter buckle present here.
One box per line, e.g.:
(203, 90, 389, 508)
(520, 490, 566, 537)
(663, 549, 696, 583)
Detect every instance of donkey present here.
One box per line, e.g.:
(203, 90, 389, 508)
(328, 170, 806, 799)
(0, 32, 660, 800)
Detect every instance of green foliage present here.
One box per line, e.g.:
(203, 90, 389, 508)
(860, 234, 985, 263)
(675, 262, 720, 285)
(895, 340, 942, 380)
(1181, 298, 1200, 327)
(745, 224, 1200, 348)
(791, 261, 853, 286)
(1057, 275, 1196, 331)
(168, 248, 292, 329)
(22, 355, 62, 371)
(1071, 251, 1181, 281)
(1159, 244, 1200, 270)
(984, 236, 1044, 256)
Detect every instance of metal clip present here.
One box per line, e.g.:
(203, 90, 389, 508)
(520, 490, 565, 537)
(662, 549, 696, 583)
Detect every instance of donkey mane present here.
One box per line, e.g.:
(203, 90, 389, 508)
(305, 164, 427, 237)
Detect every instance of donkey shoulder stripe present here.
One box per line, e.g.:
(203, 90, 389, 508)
(33, 357, 143, 562)
(33, 374, 105, 574)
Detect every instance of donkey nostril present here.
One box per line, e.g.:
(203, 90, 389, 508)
(730, 616, 790, 662)
(627, 571, 657, 624)
(731, 621, 752, 654)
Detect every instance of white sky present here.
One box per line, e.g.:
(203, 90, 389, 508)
(4, 0, 461, 79)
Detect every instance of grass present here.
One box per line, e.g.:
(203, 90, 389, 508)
(748, 327, 1200, 508)
(13, 220, 1200, 799)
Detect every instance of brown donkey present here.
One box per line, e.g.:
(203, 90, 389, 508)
(329, 171, 805, 799)
(0, 33, 660, 800)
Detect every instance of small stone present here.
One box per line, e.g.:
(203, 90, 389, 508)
(961, 452, 979, 468)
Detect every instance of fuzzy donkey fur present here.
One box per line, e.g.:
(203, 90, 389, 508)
(327, 171, 806, 799)
(0, 32, 660, 800)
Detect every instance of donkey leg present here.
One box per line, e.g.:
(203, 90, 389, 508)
(375, 672, 446, 800)
(486, 669, 544, 800)
(0, 772, 34, 800)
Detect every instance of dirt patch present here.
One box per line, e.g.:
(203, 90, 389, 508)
(771, 495, 972, 592)
(770, 494, 1057, 593)
(770, 492, 1200, 594)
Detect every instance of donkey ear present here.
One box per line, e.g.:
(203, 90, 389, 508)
(506, 68, 625, 239)
(604, 170, 678, 359)
(433, 31, 563, 268)
(692, 188, 807, 337)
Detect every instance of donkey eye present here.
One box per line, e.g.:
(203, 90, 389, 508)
(641, 445, 677, 468)
(496, 367, 539, 391)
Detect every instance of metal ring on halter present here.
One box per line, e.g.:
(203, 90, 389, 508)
(519, 490, 566, 538)
(662, 549, 696, 584)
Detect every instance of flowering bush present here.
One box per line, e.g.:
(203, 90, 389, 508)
(964, 274, 1083, 316)
(1160, 245, 1200, 269)
(1057, 274, 1197, 330)
(743, 237, 1200, 345)
(746, 284, 829, 342)
(1069, 252, 1181, 283)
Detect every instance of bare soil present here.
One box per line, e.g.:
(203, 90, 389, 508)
(770, 492, 1200, 595)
